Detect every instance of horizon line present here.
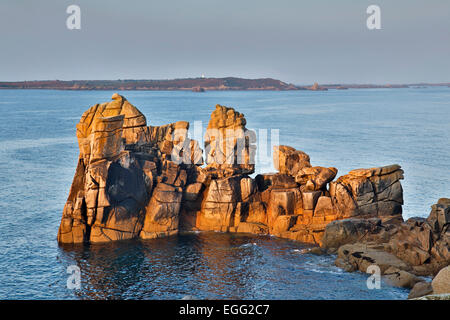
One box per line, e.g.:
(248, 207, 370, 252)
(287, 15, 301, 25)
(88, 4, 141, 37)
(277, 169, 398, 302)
(0, 77, 449, 87)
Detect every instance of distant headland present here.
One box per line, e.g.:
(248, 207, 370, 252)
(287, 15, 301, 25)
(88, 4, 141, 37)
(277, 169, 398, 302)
(0, 77, 448, 91)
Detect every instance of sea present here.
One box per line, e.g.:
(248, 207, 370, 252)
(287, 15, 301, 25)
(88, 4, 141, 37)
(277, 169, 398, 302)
(0, 87, 448, 299)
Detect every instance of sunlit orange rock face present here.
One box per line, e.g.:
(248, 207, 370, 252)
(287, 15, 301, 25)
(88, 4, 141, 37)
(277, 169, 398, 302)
(58, 95, 404, 245)
(204, 104, 255, 178)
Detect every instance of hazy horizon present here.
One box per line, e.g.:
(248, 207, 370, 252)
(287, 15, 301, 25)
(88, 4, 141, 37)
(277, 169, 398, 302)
(1, 0, 449, 84)
(1, 77, 449, 87)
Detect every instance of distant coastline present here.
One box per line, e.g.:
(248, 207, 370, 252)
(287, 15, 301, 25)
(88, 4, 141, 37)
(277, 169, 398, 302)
(0, 77, 448, 91)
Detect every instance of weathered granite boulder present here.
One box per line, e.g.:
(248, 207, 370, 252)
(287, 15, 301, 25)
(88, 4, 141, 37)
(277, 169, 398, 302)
(385, 218, 434, 266)
(383, 266, 421, 289)
(267, 146, 408, 246)
(408, 281, 433, 299)
(204, 105, 255, 177)
(427, 198, 450, 234)
(330, 164, 404, 218)
(273, 145, 311, 176)
(197, 174, 242, 231)
(323, 197, 450, 291)
(88, 152, 149, 242)
(302, 191, 321, 210)
(314, 196, 335, 217)
(236, 221, 269, 234)
(140, 160, 185, 239)
(76, 93, 148, 164)
(336, 243, 411, 274)
(321, 218, 383, 250)
(295, 166, 337, 192)
(385, 204, 449, 276)
(268, 187, 301, 219)
(431, 266, 450, 294)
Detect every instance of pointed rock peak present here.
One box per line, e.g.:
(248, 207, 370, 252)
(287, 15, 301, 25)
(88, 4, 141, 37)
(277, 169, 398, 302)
(112, 93, 124, 101)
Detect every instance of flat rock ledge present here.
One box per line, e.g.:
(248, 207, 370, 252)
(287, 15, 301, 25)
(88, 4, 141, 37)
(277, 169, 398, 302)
(57, 94, 449, 298)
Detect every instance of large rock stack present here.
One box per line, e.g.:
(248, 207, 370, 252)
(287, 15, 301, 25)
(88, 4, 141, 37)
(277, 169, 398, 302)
(58, 94, 404, 246)
(58, 94, 199, 243)
(59, 94, 151, 243)
(204, 104, 255, 177)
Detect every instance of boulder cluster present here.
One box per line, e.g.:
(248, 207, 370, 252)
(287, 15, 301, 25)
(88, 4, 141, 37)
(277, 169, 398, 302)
(320, 198, 449, 297)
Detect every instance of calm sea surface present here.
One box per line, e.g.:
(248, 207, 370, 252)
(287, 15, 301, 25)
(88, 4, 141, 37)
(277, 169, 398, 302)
(0, 88, 448, 299)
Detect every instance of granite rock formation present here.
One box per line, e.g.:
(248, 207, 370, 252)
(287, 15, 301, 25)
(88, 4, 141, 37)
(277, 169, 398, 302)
(58, 94, 449, 297)
(321, 198, 450, 295)
(58, 94, 408, 245)
(58, 94, 448, 287)
(58, 94, 198, 243)
(431, 266, 450, 294)
(204, 104, 255, 177)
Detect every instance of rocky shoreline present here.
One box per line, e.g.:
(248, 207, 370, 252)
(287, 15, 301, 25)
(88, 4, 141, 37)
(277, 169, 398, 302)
(317, 198, 449, 298)
(57, 94, 449, 299)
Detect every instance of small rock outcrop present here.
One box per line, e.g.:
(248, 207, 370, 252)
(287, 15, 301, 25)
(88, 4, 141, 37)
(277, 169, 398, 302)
(308, 82, 328, 91)
(408, 265, 450, 299)
(321, 198, 449, 295)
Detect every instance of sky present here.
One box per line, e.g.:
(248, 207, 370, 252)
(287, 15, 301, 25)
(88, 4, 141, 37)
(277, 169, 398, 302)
(0, 0, 449, 84)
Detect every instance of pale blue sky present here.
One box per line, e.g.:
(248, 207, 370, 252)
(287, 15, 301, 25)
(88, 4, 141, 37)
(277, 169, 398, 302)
(0, 0, 449, 84)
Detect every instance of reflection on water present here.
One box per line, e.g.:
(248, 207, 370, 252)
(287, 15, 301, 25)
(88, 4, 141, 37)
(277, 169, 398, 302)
(58, 232, 408, 300)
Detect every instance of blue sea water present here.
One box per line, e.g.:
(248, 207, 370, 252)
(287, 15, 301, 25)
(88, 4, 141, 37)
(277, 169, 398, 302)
(0, 88, 448, 299)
